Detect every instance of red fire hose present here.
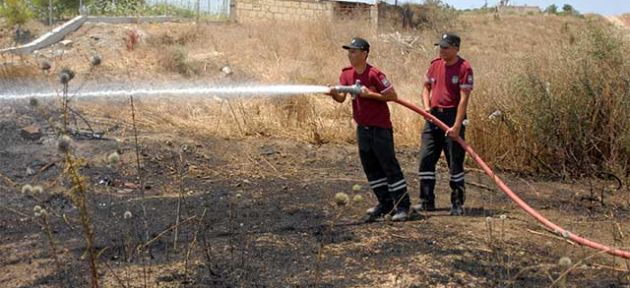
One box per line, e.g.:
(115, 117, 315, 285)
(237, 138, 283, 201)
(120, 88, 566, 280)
(394, 98, 630, 259)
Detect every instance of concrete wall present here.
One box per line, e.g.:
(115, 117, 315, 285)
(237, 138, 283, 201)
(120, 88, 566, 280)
(499, 5, 541, 14)
(0, 16, 187, 56)
(0, 16, 87, 55)
(86, 16, 181, 24)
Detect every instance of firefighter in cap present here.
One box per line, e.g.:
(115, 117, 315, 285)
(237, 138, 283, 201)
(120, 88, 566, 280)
(413, 33, 474, 216)
(327, 37, 410, 222)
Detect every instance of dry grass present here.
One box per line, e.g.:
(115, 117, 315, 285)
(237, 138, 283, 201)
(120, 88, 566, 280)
(1, 12, 628, 178)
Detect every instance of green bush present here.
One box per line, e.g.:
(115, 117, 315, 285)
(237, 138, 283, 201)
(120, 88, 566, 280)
(0, 0, 33, 26)
(86, 1, 196, 17)
(31, 0, 84, 19)
(399, 0, 459, 33)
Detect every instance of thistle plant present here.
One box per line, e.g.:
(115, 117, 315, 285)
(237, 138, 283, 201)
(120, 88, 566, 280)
(315, 191, 351, 286)
(34, 205, 68, 286)
(557, 256, 572, 288)
(32, 185, 44, 194)
(352, 194, 364, 203)
(57, 68, 99, 288)
(21, 184, 33, 194)
(334, 192, 349, 206)
(107, 152, 120, 165)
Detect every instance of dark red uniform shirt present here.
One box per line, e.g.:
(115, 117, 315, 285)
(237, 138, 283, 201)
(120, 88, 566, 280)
(424, 57, 474, 109)
(339, 64, 394, 129)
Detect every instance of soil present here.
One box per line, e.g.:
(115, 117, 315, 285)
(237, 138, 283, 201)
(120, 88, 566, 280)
(1, 97, 630, 288)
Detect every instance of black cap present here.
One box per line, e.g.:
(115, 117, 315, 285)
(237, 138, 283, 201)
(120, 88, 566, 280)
(342, 37, 370, 52)
(435, 33, 461, 48)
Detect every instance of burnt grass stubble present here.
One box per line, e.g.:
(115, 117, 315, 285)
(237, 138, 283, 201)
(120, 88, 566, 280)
(1, 98, 630, 287)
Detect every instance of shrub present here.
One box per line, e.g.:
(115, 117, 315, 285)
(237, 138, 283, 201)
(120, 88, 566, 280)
(480, 20, 629, 176)
(159, 45, 201, 76)
(399, 0, 459, 33)
(0, 0, 33, 26)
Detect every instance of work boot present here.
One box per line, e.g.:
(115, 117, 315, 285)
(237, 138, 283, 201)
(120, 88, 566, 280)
(411, 201, 435, 213)
(365, 203, 393, 222)
(391, 207, 409, 222)
(449, 203, 464, 216)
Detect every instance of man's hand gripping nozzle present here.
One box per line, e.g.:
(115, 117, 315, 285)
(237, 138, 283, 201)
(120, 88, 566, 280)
(332, 80, 362, 99)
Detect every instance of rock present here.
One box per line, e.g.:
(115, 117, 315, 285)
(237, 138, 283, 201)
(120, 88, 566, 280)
(221, 65, 233, 76)
(260, 145, 277, 156)
(20, 125, 42, 140)
(60, 40, 73, 47)
(123, 182, 138, 189)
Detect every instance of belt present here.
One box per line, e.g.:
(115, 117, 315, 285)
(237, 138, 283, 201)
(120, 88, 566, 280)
(358, 125, 390, 130)
(431, 107, 457, 113)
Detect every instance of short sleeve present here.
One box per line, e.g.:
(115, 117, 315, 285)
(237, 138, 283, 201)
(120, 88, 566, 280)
(459, 66, 474, 91)
(374, 71, 393, 93)
(424, 65, 434, 88)
(339, 72, 350, 86)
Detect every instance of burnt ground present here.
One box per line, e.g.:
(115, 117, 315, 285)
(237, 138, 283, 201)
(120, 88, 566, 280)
(1, 98, 630, 288)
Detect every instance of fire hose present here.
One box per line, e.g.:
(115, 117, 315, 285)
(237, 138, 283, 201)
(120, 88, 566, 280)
(332, 81, 630, 259)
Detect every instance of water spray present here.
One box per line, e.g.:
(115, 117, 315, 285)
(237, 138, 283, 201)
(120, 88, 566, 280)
(0, 84, 332, 100)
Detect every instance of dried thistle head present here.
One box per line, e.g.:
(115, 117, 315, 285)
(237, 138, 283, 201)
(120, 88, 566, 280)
(90, 55, 102, 66)
(488, 110, 503, 120)
(40, 60, 51, 71)
(33, 205, 47, 217)
(107, 152, 120, 165)
(558, 256, 572, 267)
(57, 135, 72, 153)
(334, 192, 349, 206)
(123, 211, 132, 219)
(32, 185, 44, 194)
(58, 68, 75, 84)
(499, 214, 507, 220)
(21, 184, 33, 194)
(29, 97, 39, 107)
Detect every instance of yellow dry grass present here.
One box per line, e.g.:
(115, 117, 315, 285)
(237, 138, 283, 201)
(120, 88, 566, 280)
(1, 12, 628, 175)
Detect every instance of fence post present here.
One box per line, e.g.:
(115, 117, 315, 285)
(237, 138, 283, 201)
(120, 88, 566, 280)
(196, 0, 201, 22)
(48, 0, 53, 26)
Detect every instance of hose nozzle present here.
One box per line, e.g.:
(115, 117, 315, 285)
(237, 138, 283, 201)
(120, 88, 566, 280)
(333, 80, 362, 97)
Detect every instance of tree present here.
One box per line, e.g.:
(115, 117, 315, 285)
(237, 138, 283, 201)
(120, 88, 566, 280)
(0, 0, 33, 27)
(562, 4, 579, 16)
(544, 4, 558, 14)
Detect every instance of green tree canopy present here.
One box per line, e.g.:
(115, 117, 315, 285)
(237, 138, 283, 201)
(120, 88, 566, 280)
(0, 0, 33, 26)
(544, 4, 558, 14)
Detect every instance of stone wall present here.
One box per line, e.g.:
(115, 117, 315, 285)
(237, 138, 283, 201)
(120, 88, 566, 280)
(234, 0, 336, 22)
